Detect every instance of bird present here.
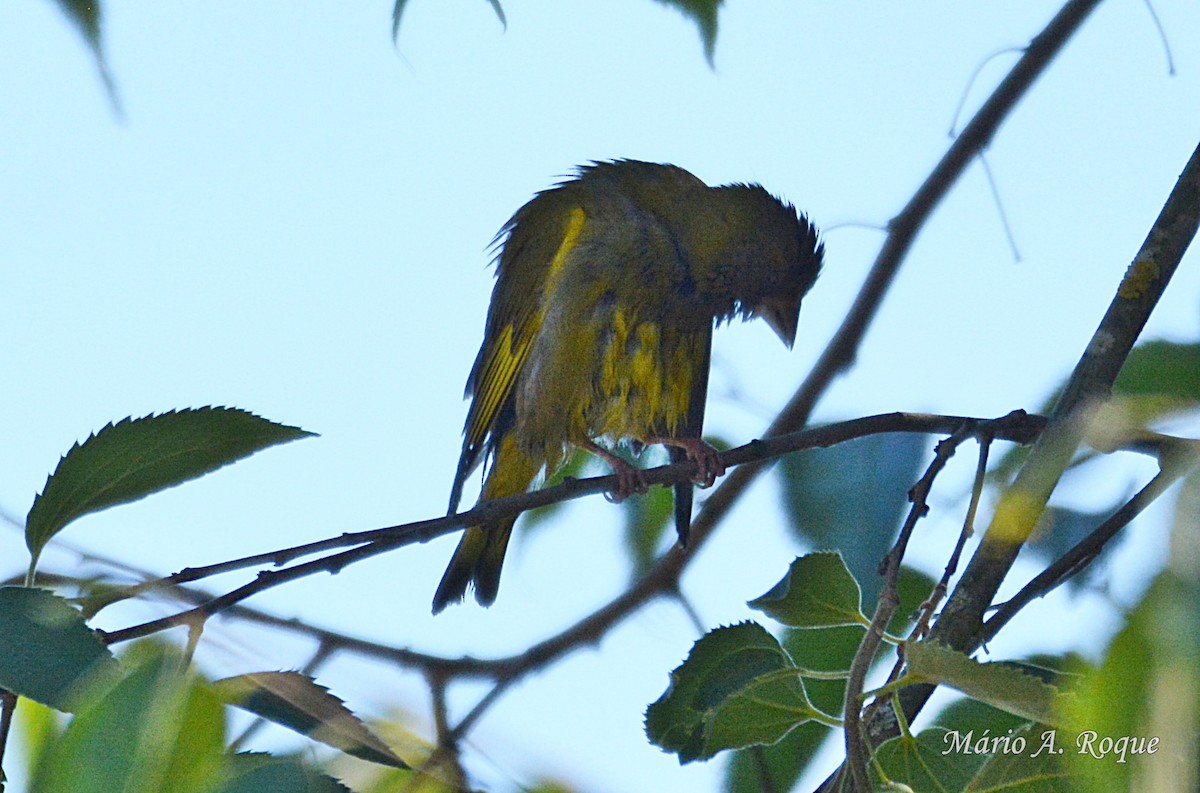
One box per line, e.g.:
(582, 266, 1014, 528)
(433, 159, 823, 613)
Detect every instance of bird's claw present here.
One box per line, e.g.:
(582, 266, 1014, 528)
(605, 458, 649, 503)
(675, 438, 725, 488)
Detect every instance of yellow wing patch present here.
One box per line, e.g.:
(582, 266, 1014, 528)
(465, 206, 588, 453)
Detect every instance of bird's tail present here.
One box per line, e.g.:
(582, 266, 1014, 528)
(432, 434, 540, 613)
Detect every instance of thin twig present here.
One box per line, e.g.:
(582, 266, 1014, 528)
(0, 688, 17, 791)
(96, 412, 1045, 647)
(843, 424, 973, 789)
(979, 451, 1198, 644)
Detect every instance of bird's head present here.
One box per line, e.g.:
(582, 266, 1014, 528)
(708, 184, 824, 348)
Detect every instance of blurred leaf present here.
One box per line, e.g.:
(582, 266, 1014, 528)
(623, 435, 730, 575)
(32, 646, 225, 793)
(15, 696, 63, 780)
(0, 587, 118, 711)
(905, 641, 1067, 726)
(1059, 572, 1199, 792)
(392, 0, 506, 42)
(874, 727, 989, 792)
(1023, 503, 1121, 588)
(520, 448, 589, 533)
(992, 339, 1200, 481)
(51, 0, 120, 109)
(220, 753, 352, 793)
(778, 432, 928, 605)
(391, 1, 720, 65)
(891, 565, 937, 635)
(655, 0, 723, 65)
(646, 622, 822, 763)
(25, 408, 315, 573)
(1112, 339, 1200, 404)
(214, 672, 405, 768)
(747, 552, 867, 629)
(622, 480, 674, 578)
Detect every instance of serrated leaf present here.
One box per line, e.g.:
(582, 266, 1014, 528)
(723, 622, 859, 793)
(646, 622, 819, 763)
(214, 672, 405, 768)
(32, 646, 225, 793)
(748, 553, 868, 629)
(905, 641, 1067, 727)
(25, 408, 315, 571)
(392, 0, 506, 43)
(0, 587, 119, 712)
(873, 727, 989, 792)
(220, 753, 353, 793)
(777, 432, 928, 605)
(723, 567, 936, 793)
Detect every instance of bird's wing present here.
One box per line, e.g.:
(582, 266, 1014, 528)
(448, 194, 588, 513)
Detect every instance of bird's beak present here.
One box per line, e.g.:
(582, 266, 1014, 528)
(757, 294, 801, 349)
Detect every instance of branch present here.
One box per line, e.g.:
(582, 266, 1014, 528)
(97, 412, 1044, 648)
(868, 135, 1200, 785)
(935, 135, 1200, 651)
(979, 445, 1200, 643)
(844, 423, 976, 788)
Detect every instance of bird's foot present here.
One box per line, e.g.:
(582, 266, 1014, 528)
(583, 440, 648, 502)
(657, 437, 725, 488)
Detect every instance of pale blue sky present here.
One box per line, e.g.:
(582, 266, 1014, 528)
(2, 2, 1199, 791)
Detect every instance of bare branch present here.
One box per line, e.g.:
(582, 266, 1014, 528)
(96, 412, 1043, 648)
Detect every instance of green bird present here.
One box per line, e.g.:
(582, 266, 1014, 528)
(434, 160, 823, 613)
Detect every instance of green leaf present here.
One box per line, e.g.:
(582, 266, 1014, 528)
(646, 622, 821, 763)
(724, 567, 935, 793)
(25, 408, 315, 572)
(655, 0, 723, 65)
(1112, 339, 1200, 404)
(622, 472, 674, 578)
(32, 646, 225, 793)
(992, 338, 1200, 481)
(933, 697, 1033, 743)
(15, 696, 63, 777)
(219, 753, 352, 793)
(723, 623, 858, 793)
(521, 448, 589, 534)
(905, 641, 1067, 726)
(873, 727, 989, 792)
(777, 432, 928, 605)
(1059, 572, 1199, 792)
(747, 552, 868, 629)
(214, 672, 405, 768)
(961, 724, 1073, 792)
(0, 587, 118, 711)
(392, 0, 507, 43)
